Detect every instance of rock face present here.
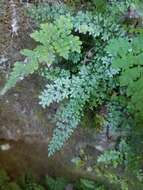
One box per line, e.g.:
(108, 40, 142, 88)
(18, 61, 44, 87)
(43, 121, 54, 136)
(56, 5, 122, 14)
(0, 76, 118, 188)
(0, 0, 49, 142)
(0, 78, 49, 142)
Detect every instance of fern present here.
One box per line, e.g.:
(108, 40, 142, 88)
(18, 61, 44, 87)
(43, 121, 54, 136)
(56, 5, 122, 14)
(97, 149, 123, 168)
(1, 15, 81, 95)
(0, 169, 22, 190)
(106, 35, 143, 117)
(44, 176, 68, 190)
(41, 58, 118, 155)
(31, 15, 81, 59)
(28, 3, 72, 24)
(77, 178, 106, 190)
(18, 172, 45, 190)
(29, 3, 125, 41)
(1, 3, 127, 155)
(1, 53, 38, 95)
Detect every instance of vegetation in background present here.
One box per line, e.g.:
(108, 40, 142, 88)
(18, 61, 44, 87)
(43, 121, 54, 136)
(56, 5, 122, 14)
(0, 169, 106, 190)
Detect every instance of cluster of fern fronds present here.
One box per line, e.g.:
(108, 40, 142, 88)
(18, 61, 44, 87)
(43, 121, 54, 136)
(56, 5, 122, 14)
(106, 35, 143, 121)
(1, 0, 142, 155)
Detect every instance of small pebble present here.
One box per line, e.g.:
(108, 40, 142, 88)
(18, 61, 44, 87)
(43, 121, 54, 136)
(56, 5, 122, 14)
(0, 144, 10, 151)
(65, 184, 74, 190)
(86, 166, 93, 172)
(6, 100, 9, 103)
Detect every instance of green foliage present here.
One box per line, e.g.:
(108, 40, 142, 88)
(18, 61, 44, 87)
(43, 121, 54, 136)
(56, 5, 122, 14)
(76, 179, 106, 190)
(1, 56, 38, 95)
(29, 2, 125, 41)
(96, 133, 143, 189)
(30, 16, 81, 59)
(0, 3, 143, 189)
(44, 176, 68, 190)
(18, 172, 45, 190)
(106, 35, 143, 118)
(28, 3, 72, 24)
(97, 139, 131, 168)
(44, 176, 106, 190)
(97, 149, 124, 168)
(104, 101, 132, 136)
(1, 15, 81, 96)
(0, 169, 107, 190)
(1, 1, 128, 156)
(44, 55, 120, 155)
(0, 169, 21, 190)
(90, 0, 107, 12)
(103, 171, 129, 190)
(0, 169, 10, 189)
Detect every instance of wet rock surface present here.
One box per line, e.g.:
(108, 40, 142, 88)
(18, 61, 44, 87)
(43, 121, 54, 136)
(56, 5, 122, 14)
(0, 78, 49, 142)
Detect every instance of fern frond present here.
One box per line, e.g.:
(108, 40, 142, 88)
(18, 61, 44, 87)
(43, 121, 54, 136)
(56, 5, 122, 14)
(39, 76, 71, 108)
(107, 35, 143, 116)
(48, 97, 85, 156)
(1, 59, 38, 95)
(1, 16, 82, 95)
